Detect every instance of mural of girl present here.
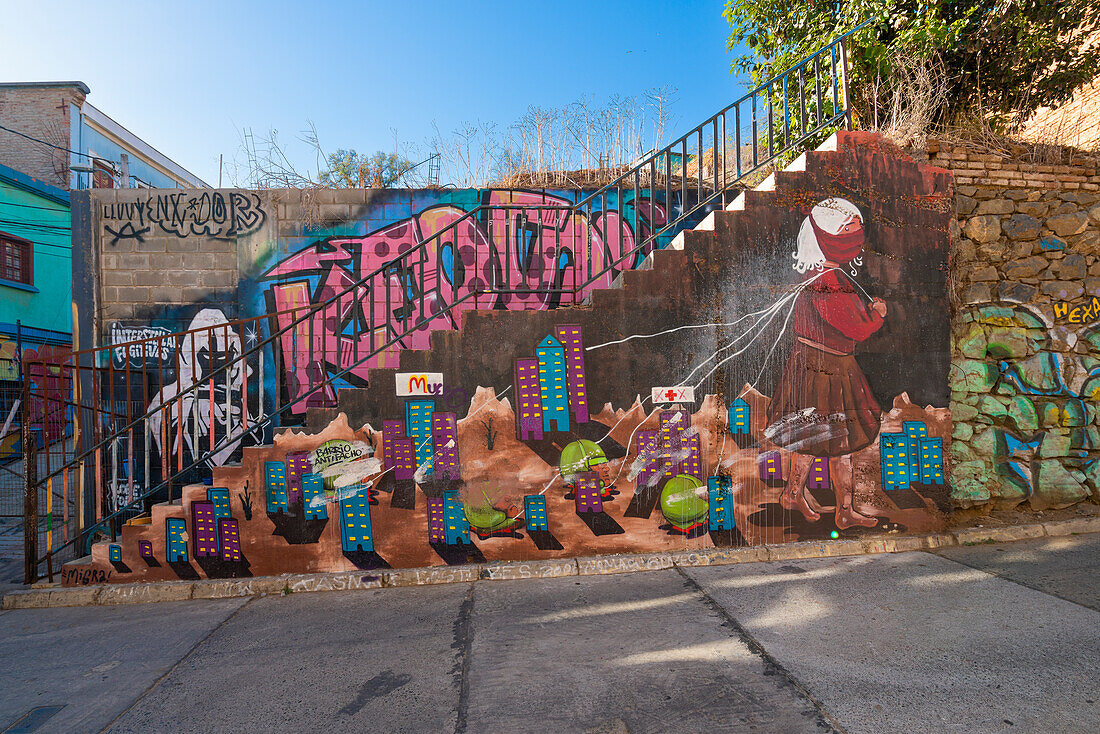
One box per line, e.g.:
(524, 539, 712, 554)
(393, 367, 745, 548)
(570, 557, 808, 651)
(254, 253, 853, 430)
(765, 198, 886, 529)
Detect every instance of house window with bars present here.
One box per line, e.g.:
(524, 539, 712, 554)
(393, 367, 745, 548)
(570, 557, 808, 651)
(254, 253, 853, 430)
(0, 233, 32, 285)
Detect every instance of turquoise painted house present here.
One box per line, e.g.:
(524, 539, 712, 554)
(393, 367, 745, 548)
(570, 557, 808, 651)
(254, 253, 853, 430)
(0, 163, 72, 455)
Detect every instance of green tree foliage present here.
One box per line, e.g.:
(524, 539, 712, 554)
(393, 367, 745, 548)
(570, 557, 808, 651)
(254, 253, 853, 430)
(319, 149, 412, 188)
(724, 1, 1100, 126)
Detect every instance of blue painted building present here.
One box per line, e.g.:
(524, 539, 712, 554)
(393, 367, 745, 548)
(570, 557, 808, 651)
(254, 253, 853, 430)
(166, 518, 188, 562)
(339, 486, 374, 552)
(880, 433, 910, 491)
(405, 399, 436, 472)
(301, 473, 328, 520)
(525, 495, 548, 532)
(918, 437, 945, 485)
(265, 461, 288, 512)
(707, 476, 735, 531)
(902, 421, 928, 484)
(536, 335, 569, 433)
(728, 399, 750, 435)
(442, 489, 469, 545)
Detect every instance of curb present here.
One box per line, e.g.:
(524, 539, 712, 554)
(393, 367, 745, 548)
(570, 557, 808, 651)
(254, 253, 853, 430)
(5, 517, 1099, 610)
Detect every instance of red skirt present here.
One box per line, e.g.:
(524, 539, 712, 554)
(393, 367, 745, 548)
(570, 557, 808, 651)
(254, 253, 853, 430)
(765, 341, 881, 456)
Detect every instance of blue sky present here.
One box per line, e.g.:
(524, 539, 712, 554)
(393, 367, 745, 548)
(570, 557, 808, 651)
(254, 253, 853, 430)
(1, 0, 746, 186)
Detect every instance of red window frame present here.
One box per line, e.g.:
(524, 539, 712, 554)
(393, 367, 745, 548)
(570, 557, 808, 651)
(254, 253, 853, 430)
(0, 232, 33, 285)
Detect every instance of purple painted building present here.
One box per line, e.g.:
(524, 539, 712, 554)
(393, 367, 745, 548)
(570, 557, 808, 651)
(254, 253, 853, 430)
(806, 456, 830, 489)
(758, 451, 784, 482)
(427, 497, 446, 543)
(285, 451, 310, 505)
(393, 437, 416, 481)
(635, 430, 662, 491)
(680, 431, 703, 479)
(659, 410, 689, 477)
(191, 500, 219, 558)
(138, 540, 153, 559)
(514, 358, 544, 441)
(574, 472, 604, 513)
(382, 420, 404, 470)
(554, 324, 589, 425)
(218, 518, 242, 562)
(431, 412, 461, 481)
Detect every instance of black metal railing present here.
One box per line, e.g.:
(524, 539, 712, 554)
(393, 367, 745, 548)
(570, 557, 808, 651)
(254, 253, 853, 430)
(21, 20, 870, 582)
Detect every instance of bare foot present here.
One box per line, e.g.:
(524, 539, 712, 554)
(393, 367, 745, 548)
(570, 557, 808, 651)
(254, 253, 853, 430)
(834, 504, 878, 529)
(780, 488, 820, 522)
(804, 491, 835, 514)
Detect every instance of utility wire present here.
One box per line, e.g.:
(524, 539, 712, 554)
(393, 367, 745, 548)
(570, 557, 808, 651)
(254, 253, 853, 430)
(0, 123, 111, 164)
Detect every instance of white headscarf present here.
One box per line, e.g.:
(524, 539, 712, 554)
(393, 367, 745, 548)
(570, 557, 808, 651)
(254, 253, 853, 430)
(792, 198, 863, 273)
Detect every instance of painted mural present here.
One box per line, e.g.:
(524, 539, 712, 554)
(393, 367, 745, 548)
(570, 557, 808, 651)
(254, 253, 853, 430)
(953, 301, 1100, 510)
(67, 136, 957, 585)
(255, 189, 675, 415)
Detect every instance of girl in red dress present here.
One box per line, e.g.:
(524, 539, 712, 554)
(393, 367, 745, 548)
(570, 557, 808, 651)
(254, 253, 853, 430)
(765, 198, 885, 529)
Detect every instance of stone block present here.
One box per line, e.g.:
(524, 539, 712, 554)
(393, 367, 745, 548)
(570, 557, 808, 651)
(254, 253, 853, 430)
(479, 559, 578, 581)
(955, 194, 977, 215)
(576, 553, 674, 576)
(962, 215, 1002, 243)
(97, 581, 195, 605)
(1042, 516, 1100, 536)
(1054, 254, 1088, 279)
(997, 281, 1036, 303)
(384, 565, 480, 587)
(285, 572, 384, 593)
(970, 265, 998, 281)
(192, 577, 288, 599)
(1002, 214, 1041, 240)
(1, 590, 52, 609)
(975, 199, 1014, 215)
(953, 524, 1045, 545)
(1046, 211, 1090, 237)
(1001, 256, 1048, 278)
(47, 587, 101, 607)
(1041, 281, 1085, 300)
(963, 282, 991, 303)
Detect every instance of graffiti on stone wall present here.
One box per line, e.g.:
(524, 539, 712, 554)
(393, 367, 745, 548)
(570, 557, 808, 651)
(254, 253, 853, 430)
(259, 190, 670, 414)
(954, 302, 1100, 509)
(102, 191, 266, 242)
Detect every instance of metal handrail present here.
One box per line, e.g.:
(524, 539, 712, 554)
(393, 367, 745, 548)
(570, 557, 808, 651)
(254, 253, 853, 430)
(25, 20, 869, 579)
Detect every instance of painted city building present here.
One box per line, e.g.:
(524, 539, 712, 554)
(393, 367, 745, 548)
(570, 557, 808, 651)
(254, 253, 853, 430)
(536, 335, 569, 433)
(431, 412, 460, 481)
(301, 473, 327, 520)
(514, 358, 544, 441)
(707, 476, 734, 531)
(405, 399, 435, 472)
(525, 494, 548, 531)
(285, 451, 310, 505)
(553, 324, 589, 424)
(880, 433, 910, 491)
(339, 487, 374, 552)
(265, 461, 288, 512)
(728, 399, 750, 435)
(165, 518, 188, 562)
(218, 518, 241, 562)
(191, 500, 218, 557)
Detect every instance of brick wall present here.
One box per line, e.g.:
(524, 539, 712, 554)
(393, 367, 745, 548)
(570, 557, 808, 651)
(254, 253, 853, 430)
(0, 84, 86, 188)
(931, 140, 1100, 511)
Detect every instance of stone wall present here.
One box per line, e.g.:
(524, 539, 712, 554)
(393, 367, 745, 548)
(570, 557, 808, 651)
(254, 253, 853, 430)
(936, 140, 1100, 510)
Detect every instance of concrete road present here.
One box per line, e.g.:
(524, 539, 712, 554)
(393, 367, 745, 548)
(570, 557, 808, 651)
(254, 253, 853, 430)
(0, 536, 1097, 734)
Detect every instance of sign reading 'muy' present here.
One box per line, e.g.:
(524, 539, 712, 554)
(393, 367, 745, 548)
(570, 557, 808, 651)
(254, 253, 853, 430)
(397, 372, 444, 397)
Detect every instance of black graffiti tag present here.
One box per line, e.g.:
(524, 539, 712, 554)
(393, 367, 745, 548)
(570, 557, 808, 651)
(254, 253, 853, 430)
(101, 191, 266, 240)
